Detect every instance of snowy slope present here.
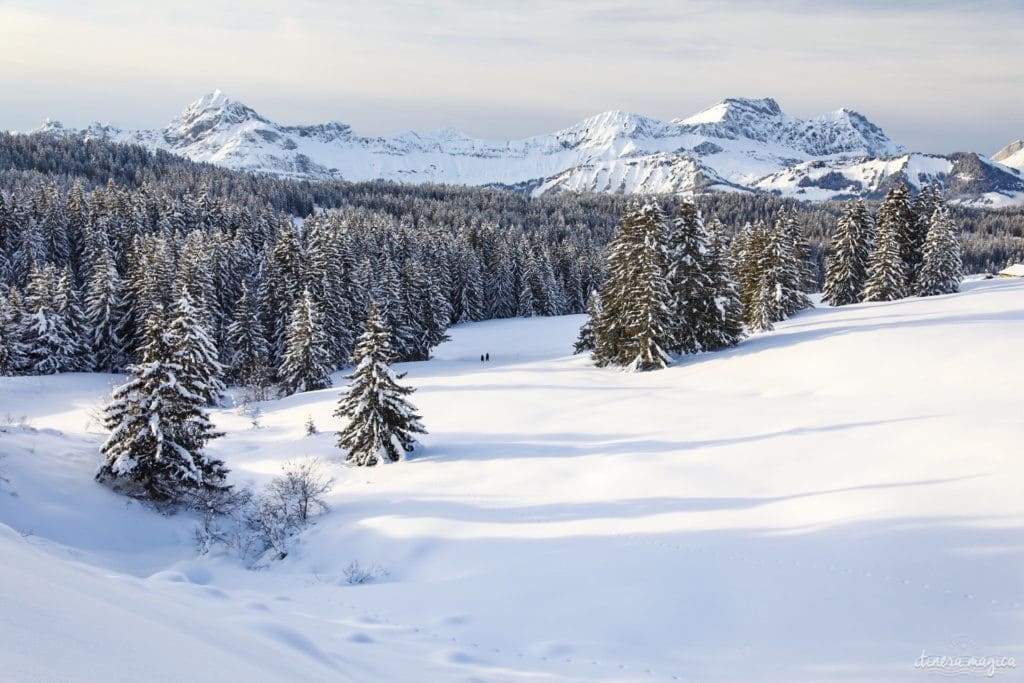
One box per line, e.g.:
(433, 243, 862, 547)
(3, 279, 1024, 682)
(755, 152, 1024, 207)
(993, 139, 1024, 171)
(35, 91, 1024, 204)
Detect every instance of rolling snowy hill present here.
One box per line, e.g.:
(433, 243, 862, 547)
(30, 91, 1024, 206)
(2, 278, 1024, 682)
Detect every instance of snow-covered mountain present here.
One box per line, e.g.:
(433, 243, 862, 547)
(32, 90, 1024, 205)
(993, 138, 1024, 171)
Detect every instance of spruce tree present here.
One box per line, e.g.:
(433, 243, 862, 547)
(0, 291, 27, 375)
(751, 223, 789, 329)
(730, 222, 762, 329)
(335, 304, 426, 466)
(96, 309, 228, 502)
(22, 264, 76, 374)
(877, 183, 915, 289)
(704, 219, 745, 350)
(84, 246, 129, 372)
(278, 288, 333, 396)
(862, 213, 907, 302)
(167, 288, 226, 407)
(774, 211, 813, 316)
(914, 204, 963, 296)
(665, 202, 716, 355)
(592, 201, 672, 371)
(573, 290, 601, 355)
(908, 185, 937, 283)
(226, 282, 271, 393)
(54, 267, 89, 370)
(823, 199, 873, 306)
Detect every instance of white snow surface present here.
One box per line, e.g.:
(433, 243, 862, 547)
(2, 279, 1024, 681)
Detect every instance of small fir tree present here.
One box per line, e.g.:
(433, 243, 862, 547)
(573, 290, 601, 355)
(335, 304, 426, 466)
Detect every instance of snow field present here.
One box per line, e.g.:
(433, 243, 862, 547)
(1, 277, 1023, 681)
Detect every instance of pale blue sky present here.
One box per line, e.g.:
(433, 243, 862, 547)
(1, 0, 1021, 154)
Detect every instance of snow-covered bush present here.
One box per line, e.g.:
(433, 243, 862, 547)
(194, 457, 334, 564)
(343, 560, 389, 585)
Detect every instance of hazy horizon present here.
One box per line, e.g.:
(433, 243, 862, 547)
(2, 0, 1022, 155)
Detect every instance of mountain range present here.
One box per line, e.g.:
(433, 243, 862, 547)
(31, 90, 1024, 206)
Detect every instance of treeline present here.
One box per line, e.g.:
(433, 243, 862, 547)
(2, 132, 1022, 279)
(576, 185, 964, 372)
(575, 201, 813, 370)
(0, 179, 607, 392)
(0, 133, 1017, 386)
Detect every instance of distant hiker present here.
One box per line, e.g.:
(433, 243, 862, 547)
(485, 353, 490, 361)
(480, 354, 485, 362)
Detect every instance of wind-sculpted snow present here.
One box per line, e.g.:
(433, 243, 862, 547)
(31, 90, 1024, 205)
(2, 278, 1024, 681)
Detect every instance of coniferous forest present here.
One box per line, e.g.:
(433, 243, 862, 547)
(0, 132, 1011, 388)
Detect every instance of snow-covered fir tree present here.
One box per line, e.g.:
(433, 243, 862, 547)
(226, 281, 272, 393)
(703, 218, 745, 350)
(908, 185, 938, 284)
(665, 202, 716, 355)
(914, 203, 963, 296)
(862, 210, 908, 302)
(278, 288, 333, 396)
(876, 183, 915, 290)
(334, 304, 426, 466)
(0, 291, 27, 375)
(823, 199, 874, 306)
(751, 221, 791, 329)
(730, 221, 763, 330)
(21, 264, 77, 374)
(592, 201, 672, 371)
(774, 210, 813, 316)
(573, 290, 601, 355)
(96, 308, 228, 502)
(167, 288, 226, 407)
(84, 245, 129, 372)
(732, 217, 811, 331)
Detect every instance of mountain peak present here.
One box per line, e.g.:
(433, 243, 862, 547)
(992, 139, 1024, 170)
(679, 97, 783, 125)
(165, 89, 266, 145)
(559, 110, 675, 146)
(993, 139, 1024, 162)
